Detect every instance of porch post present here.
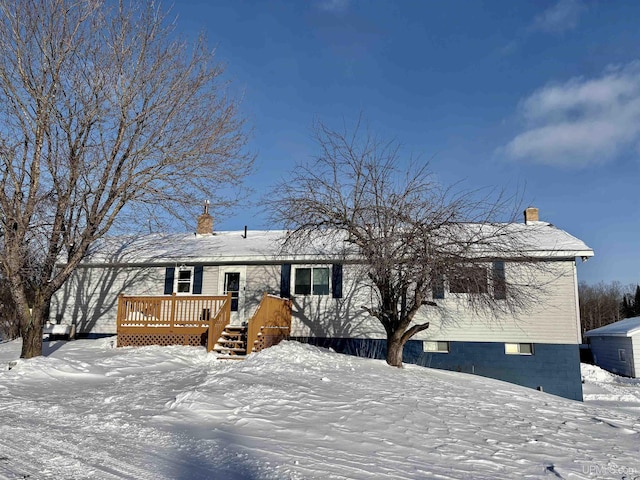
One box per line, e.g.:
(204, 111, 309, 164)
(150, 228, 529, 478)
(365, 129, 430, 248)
(170, 292, 177, 331)
(116, 294, 124, 347)
(226, 292, 232, 324)
(206, 297, 215, 353)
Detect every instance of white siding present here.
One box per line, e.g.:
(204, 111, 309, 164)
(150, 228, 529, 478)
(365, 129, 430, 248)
(288, 260, 581, 344)
(51, 263, 288, 334)
(244, 264, 281, 317)
(289, 264, 384, 339)
(632, 335, 640, 378)
(52, 258, 582, 345)
(201, 265, 219, 295)
(50, 265, 165, 334)
(415, 261, 581, 345)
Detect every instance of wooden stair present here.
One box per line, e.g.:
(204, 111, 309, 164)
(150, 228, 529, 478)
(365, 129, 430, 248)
(213, 325, 247, 359)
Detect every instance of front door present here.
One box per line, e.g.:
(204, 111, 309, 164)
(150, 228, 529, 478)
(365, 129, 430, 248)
(219, 267, 246, 324)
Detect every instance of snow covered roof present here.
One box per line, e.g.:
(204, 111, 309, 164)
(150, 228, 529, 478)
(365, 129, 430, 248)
(76, 221, 593, 266)
(82, 230, 289, 265)
(584, 317, 640, 338)
(434, 221, 593, 258)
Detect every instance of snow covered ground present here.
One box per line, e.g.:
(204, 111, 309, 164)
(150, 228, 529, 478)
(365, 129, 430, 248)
(0, 339, 638, 480)
(581, 363, 640, 415)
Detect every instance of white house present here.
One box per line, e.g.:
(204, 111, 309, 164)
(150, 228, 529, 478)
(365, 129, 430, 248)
(51, 208, 593, 400)
(584, 316, 640, 378)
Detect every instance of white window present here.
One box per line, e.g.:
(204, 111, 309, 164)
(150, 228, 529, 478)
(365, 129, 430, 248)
(175, 266, 194, 294)
(294, 267, 330, 295)
(505, 343, 534, 355)
(423, 341, 450, 353)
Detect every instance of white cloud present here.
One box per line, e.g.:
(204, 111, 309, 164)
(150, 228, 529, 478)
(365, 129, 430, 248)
(316, 0, 350, 14)
(531, 0, 585, 34)
(501, 0, 585, 57)
(502, 63, 640, 166)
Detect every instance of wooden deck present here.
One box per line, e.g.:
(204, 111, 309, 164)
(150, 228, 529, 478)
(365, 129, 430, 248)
(116, 293, 231, 352)
(116, 292, 292, 355)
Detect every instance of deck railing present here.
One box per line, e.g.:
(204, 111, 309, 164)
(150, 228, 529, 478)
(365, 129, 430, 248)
(247, 293, 292, 354)
(116, 293, 231, 352)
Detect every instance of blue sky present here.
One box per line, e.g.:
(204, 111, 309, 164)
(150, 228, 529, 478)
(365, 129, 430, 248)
(172, 0, 639, 287)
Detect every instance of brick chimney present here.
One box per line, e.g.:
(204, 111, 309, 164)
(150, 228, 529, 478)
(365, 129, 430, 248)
(196, 201, 213, 235)
(524, 207, 539, 224)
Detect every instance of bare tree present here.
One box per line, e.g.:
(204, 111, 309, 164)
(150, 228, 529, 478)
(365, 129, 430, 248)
(0, 276, 19, 341)
(0, 0, 253, 358)
(0, 244, 43, 341)
(268, 119, 548, 367)
(578, 281, 638, 333)
(622, 285, 640, 318)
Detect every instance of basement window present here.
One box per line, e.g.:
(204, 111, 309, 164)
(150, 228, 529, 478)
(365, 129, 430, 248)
(505, 343, 534, 355)
(294, 267, 330, 295)
(423, 341, 450, 353)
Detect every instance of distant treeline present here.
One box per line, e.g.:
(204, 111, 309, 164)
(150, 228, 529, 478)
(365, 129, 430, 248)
(579, 281, 640, 334)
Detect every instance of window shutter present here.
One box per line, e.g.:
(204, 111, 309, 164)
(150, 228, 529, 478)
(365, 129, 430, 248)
(332, 264, 343, 298)
(280, 264, 291, 298)
(493, 261, 506, 300)
(432, 276, 445, 300)
(164, 267, 175, 294)
(193, 266, 204, 294)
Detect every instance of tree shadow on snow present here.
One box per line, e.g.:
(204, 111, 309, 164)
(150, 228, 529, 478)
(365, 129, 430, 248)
(159, 425, 265, 480)
(42, 340, 67, 356)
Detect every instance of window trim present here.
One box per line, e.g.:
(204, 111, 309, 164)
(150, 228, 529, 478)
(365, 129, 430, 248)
(218, 266, 246, 319)
(448, 265, 489, 295)
(224, 271, 241, 312)
(423, 340, 450, 353)
(175, 266, 194, 295)
(433, 262, 507, 300)
(505, 343, 534, 355)
(293, 266, 331, 296)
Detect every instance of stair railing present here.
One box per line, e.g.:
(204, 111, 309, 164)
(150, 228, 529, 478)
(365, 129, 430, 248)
(246, 292, 292, 354)
(207, 292, 233, 352)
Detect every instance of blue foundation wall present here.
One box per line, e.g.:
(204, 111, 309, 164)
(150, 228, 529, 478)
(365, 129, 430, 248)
(293, 337, 583, 401)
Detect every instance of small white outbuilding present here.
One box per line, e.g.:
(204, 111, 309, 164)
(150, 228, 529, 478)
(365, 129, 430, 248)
(584, 316, 640, 378)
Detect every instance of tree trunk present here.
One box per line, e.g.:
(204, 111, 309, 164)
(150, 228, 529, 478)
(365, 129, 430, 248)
(19, 304, 46, 358)
(386, 332, 405, 367)
(0, 300, 20, 341)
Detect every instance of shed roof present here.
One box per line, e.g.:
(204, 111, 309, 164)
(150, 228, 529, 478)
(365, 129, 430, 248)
(584, 317, 640, 338)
